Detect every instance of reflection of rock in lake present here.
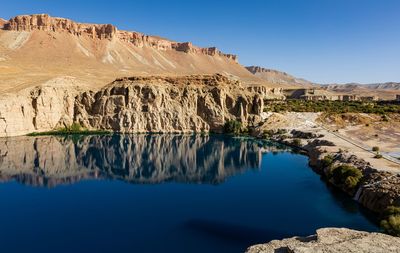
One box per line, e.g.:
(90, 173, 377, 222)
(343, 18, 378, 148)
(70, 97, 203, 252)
(0, 135, 262, 187)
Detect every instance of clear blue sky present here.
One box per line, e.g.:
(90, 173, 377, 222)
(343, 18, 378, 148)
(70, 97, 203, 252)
(1, 0, 399, 84)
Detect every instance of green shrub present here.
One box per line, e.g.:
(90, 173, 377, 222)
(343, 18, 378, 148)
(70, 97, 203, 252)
(27, 123, 110, 136)
(69, 122, 82, 132)
(384, 206, 400, 216)
(224, 120, 242, 135)
(263, 100, 400, 114)
(381, 206, 400, 236)
(327, 165, 363, 190)
(321, 155, 334, 168)
(372, 146, 380, 152)
(292, 138, 301, 146)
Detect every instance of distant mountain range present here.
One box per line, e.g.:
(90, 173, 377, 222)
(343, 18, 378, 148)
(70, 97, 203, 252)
(326, 82, 400, 91)
(245, 66, 400, 99)
(245, 66, 314, 87)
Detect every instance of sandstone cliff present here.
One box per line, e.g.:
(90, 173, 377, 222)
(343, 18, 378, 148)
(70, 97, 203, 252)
(4, 14, 237, 60)
(0, 14, 265, 93)
(0, 74, 283, 137)
(246, 228, 400, 253)
(75, 74, 280, 133)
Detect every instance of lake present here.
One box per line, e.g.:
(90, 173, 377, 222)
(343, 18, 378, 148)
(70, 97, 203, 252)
(0, 134, 378, 253)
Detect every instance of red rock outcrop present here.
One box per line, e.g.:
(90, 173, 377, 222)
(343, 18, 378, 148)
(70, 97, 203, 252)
(3, 14, 238, 61)
(0, 18, 6, 29)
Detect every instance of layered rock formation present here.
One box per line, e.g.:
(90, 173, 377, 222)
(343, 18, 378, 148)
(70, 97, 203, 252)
(0, 14, 266, 94)
(3, 14, 238, 61)
(0, 74, 283, 137)
(0, 134, 261, 187)
(75, 74, 279, 133)
(0, 80, 76, 137)
(246, 228, 400, 253)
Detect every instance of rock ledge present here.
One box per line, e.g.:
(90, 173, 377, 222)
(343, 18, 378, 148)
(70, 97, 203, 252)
(246, 228, 400, 253)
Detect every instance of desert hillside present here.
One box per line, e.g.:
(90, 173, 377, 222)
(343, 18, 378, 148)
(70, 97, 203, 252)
(0, 14, 265, 93)
(246, 65, 314, 87)
(325, 83, 400, 100)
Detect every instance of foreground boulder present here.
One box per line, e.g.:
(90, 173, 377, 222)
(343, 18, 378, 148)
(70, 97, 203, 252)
(246, 228, 400, 253)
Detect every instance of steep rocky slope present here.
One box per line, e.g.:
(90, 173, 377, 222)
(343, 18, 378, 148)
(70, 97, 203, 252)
(246, 66, 314, 87)
(0, 18, 6, 28)
(0, 74, 283, 137)
(0, 14, 265, 93)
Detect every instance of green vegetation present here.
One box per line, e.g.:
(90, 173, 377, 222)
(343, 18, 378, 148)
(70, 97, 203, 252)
(321, 154, 334, 168)
(381, 206, 400, 236)
(372, 146, 380, 152)
(27, 123, 111, 136)
(262, 129, 288, 138)
(223, 120, 244, 136)
(292, 138, 301, 146)
(264, 100, 400, 114)
(327, 165, 363, 190)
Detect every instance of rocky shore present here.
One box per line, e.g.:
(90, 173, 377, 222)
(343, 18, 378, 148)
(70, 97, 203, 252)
(246, 227, 400, 253)
(260, 128, 400, 214)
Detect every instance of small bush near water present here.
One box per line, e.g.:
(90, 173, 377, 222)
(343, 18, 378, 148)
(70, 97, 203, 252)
(321, 155, 334, 168)
(327, 165, 363, 190)
(381, 206, 400, 236)
(27, 123, 110, 136)
(292, 138, 301, 146)
(223, 120, 243, 135)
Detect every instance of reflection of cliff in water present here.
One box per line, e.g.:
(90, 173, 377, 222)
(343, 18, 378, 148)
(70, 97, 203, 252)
(0, 135, 263, 187)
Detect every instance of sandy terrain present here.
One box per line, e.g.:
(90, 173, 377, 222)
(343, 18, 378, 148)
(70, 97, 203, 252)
(0, 16, 268, 94)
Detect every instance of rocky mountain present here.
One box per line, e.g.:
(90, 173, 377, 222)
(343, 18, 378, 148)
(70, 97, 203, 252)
(0, 74, 283, 137)
(0, 14, 264, 94)
(325, 83, 400, 100)
(246, 66, 315, 87)
(327, 82, 400, 91)
(366, 82, 400, 90)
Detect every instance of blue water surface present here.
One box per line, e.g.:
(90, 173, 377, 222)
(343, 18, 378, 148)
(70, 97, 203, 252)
(0, 134, 378, 253)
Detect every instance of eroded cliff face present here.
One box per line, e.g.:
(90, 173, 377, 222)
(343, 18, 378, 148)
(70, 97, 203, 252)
(74, 74, 279, 133)
(0, 135, 261, 187)
(0, 83, 76, 137)
(0, 74, 282, 137)
(3, 14, 238, 61)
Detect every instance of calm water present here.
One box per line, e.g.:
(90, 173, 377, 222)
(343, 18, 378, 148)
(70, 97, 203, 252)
(0, 134, 378, 253)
